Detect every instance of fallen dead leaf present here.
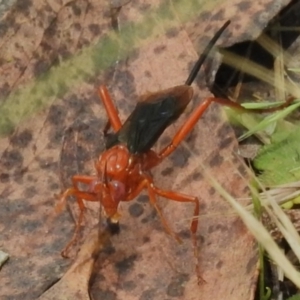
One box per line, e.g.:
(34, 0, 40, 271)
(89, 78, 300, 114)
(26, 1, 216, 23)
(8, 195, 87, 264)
(39, 227, 111, 300)
(0, 250, 9, 269)
(0, 0, 294, 299)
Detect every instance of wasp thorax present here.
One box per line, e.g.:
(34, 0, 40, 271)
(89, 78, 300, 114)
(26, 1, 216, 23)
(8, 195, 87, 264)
(98, 145, 130, 177)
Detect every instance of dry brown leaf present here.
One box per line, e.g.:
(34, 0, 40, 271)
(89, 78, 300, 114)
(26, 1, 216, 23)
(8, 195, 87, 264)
(0, 0, 292, 299)
(0, 0, 109, 95)
(39, 228, 111, 300)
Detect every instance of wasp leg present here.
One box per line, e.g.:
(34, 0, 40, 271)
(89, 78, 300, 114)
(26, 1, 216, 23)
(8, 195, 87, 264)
(158, 95, 295, 162)
(149, 182, 204, 284)
(58, 175, 99, 257)
(98, 85, 122, 133)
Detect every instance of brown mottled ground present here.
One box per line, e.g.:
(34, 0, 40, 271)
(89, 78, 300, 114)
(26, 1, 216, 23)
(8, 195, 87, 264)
(0, 0, 292, 299)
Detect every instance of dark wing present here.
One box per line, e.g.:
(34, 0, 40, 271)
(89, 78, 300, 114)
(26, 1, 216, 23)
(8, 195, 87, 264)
(106, 85, 193, 154)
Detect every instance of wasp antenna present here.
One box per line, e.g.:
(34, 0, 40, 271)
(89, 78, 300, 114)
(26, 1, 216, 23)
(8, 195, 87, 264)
(102, 161, 109, 186)
(185, 20, 230, 86)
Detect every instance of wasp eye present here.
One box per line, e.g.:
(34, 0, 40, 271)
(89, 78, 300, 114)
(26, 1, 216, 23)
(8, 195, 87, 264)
(88, 179, 102, 193)
(109, 180, 126, 203)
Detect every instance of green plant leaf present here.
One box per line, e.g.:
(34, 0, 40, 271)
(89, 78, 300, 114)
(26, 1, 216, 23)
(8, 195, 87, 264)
(254, 127, 300, 186)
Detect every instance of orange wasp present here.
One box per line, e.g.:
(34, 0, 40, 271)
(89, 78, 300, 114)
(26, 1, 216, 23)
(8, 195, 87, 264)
(57, 19, 293, 262)
(57, 21, 232, 258)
